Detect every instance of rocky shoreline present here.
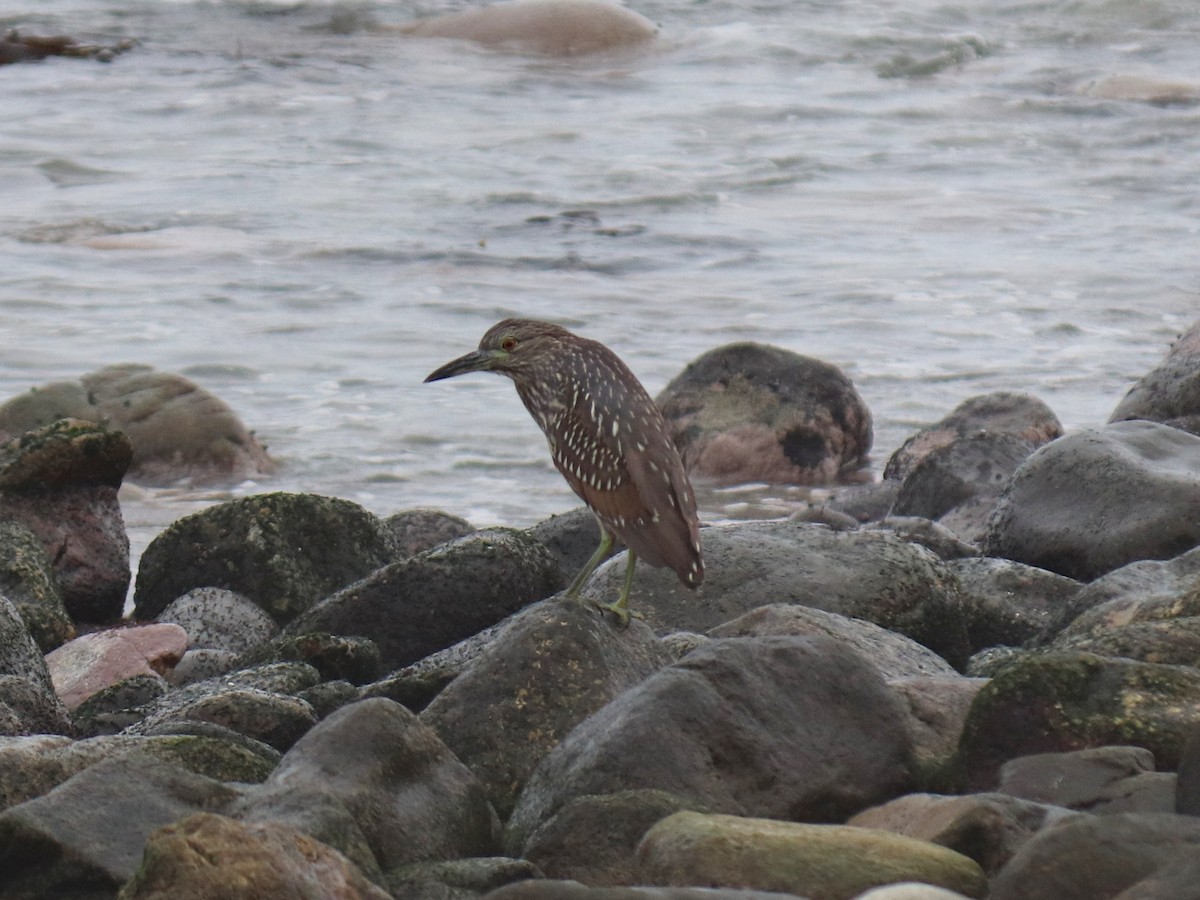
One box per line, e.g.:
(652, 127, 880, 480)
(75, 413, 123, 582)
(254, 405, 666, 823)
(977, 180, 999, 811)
(2, 321, 1200, 899)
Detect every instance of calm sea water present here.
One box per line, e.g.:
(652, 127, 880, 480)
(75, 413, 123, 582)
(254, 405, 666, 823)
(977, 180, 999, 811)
(3, 0, 1199, 575)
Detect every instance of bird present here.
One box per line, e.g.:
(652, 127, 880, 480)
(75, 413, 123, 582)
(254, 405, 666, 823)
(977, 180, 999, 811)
(424, 318, 703, 625)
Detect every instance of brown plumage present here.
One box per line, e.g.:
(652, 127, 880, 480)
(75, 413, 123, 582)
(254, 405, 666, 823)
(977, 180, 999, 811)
(425, 318, 703, 623)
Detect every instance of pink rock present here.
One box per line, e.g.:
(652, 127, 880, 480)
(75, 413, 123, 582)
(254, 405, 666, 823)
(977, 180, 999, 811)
(45, 623, 188, 710)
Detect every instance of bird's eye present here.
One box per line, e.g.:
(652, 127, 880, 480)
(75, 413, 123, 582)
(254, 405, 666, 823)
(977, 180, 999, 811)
(500, 337, 518, 352)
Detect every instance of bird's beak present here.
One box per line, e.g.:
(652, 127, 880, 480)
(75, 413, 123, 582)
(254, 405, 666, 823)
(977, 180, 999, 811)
(424, 349, 502, 383)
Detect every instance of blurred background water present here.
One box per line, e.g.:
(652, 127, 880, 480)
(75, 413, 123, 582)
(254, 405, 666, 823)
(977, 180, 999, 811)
(2, 0, 1198, 573)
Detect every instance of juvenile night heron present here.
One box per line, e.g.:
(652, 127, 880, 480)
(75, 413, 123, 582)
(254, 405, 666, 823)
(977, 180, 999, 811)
(425, 318, 703, 624)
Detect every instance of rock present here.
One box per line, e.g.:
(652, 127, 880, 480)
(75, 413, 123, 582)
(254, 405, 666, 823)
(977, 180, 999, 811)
(0, 520, 74, 652)
(892, 433, 1037, 543)
(856, 886, 976, 900)
(1114, 853, 1200, 900)
(636, 811, 987, 898)
(867, 516, 980, 561)
(885, 392, 1062, 481)
(0, 28, 136, 65)
(131, 686, 318, 753)
(827, 479, 901, 524)
(155, 587, 278, 655)
(0, 593, 58, 696)
(385, 508, 474, 557)
(290, 528, 562, 671)
(298, 680, 359, 719)
(1178, 724, 1200, 815)
(167, 648, 239, 686)
(507, 636, 914, 852)
(134, 492, 396, 624)
(527, 506, 605, 587)
(72, 672, 170, 737)
(997, 746, 1175, 814)
(982, 421, 1200, 581)
(238, 632, 382, 685)
(0, 732, 276, 812)
(0, 419, 132, 622)
(990, 812, 1200, 900)
(359, 625, 504, 713)
(119, 812, 391, 900)
(952, 652, 1200, 790)
(484, 883, 804, 899)
(46, 624, 189, 710)
(848, 791, 1080, 876)
(656, 342, 872, 484)
(948, 556, 1081, 651)
(708, 604, 957, 679)
(1111, 319, 1200, 433)
(237, 698, 499, 871)
(386, 857, 542, 898)
(0, 593, 71, 735)
(398, 0, 658, 57)
(522, 789, 710, 886)
(886, 676, 987, 774)
(422, 597, 669, 818)
(583, 521, 971, 669)
(0, 752, 239, 896)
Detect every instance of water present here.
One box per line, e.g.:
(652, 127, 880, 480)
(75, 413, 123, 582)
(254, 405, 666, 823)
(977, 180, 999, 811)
(2, 0, 1199, 575)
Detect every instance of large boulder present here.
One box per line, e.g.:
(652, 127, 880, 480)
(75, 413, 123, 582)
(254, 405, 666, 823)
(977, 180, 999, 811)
(398, 0, 658, 56)
(134, 492, 396, 624)
(0, 594, 71, 736)
(45, 623, 188, 711)
(1110, 318, 1200, 436)
(507, 635, 915, 851)
(0, 520, 74, 652)
(656, 342, 872, 485)
(422, 597, 670, 818)
(983, 421, 1200, 581)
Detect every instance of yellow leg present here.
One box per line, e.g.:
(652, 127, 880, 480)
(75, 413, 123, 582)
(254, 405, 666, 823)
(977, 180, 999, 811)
(565, 527, 616, 597)
(593, 550, 643, 627)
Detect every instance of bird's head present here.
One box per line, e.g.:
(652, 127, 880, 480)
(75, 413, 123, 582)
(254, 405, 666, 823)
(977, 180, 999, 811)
(424, 318, 573, 384)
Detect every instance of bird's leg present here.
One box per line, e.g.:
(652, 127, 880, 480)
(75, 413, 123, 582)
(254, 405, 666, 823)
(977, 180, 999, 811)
(593, 550, 643, 627)
(565, 527, 616, 598)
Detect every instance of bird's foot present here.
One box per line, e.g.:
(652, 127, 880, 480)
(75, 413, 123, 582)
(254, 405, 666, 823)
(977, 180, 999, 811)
(591, 599, 643, 628)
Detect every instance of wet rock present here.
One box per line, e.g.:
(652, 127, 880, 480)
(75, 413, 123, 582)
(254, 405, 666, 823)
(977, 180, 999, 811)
(891, 432, 1037, 543)
(0, 732, 275, 812)
(990, 812, 1200, 900)
(1178, 724, 1200, 815)
(527, 506, 605, 586)
(386, 857, 542, 897)
(72, 672, 170, 737)
(130, 686, 318, 753)
(237, 698, 499, 871)
(0, 419, 132, 622)
(46, 623, 188, 710)
(948, 556, 1081, 651)
(983, 421, 1200, 581)
(522, 789, 711, 886)
(238, 631, 382, 685)
(636, 811, 987, 898)
(0, 752, 240, 896)
(134, 492, 396, 624)
(422, 597, 670, 819)
(848, 791, 1080, 876)
(952, 652, 1200, 790)
(155, 586, 278, 655)
(1111, 319, 1200, 433)
(867, 516, 980, 561)
(120, 812, 391, 900)
(708, 604, 957, 679)
(997, 746, 1175, 814)
(583, 521, 971, 669)
(298, 679, 358, 719)
(657, 342, 872, 484)
(0, 593, 71, 735)
(0, 519, 74, 652)
(398, 0, 658, 57)
(385, 508, 475, 557)
(290, 528, 562, 671)
(885, 392, 1062, 481)
(507, 636, 914, 852)
(886, 676, 987, 775)
(827, 479, 902, 524)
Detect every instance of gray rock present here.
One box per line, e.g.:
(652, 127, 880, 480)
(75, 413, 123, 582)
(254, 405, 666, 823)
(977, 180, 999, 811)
(990, 812, 1200, 900)
(290, 528, 563, 671)
(656, 342, 872, 484)
(885, 392, 1062, 482)
(998, 746, 1175, 814)
(948, 556, 1081, 650)
(485, 883, 805, 899)
(868, 516, 980, 560)
(167, 648, 239, 686)
(238, 698, 499, 871)
(130, 687, 317, 753)
(298, 680, 358, 719)
(237, 631, 382, 685)
(583, 521, 970, 668)
(983, 421, 1200, 581)
(886, 676, 988, 774)
(385, 508, 474, 558)
(1178, 724, 1200, 815)
(0, 673, 73, 737)
(526, 506, 605, 587)
(848, 791, 1080, 876)
(1110, 318, 1200, 436)
(708, 604, 957, 679)
(134, 492, 396, 624)
(72, 672, 170, 737)
(0, 419, 132, 622)
(507, 635, 915, 852)
(0, 752, 239, 896)
(423, 597, 670, 819)
(156, 587, 278, 655)
(386, 858, 542, 897)
(0, 594, 57, 695)
(0, 520, 74, 652)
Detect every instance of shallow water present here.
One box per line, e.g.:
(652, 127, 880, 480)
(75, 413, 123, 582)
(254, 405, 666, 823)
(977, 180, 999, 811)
(2, 0, 1199, 576)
